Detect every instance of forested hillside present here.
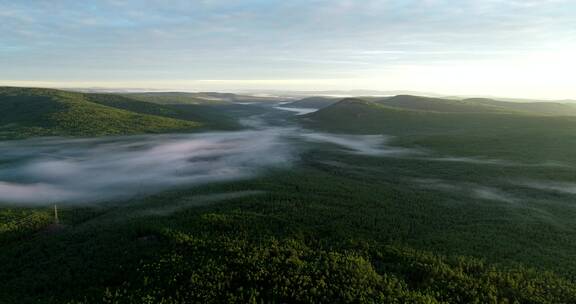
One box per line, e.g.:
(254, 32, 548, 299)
(0, 87, 204, 139)
(281, 96, 339, 109)
(372, 95, 576, 115)
(2, 90, 576, 303)
(304, 98, 576, 163)
(2, 164, 576, 303)
(86, 93, 240, 130)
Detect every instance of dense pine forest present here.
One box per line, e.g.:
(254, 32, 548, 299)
(1, 88, 576, 303)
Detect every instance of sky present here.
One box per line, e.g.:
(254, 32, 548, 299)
(1, 0, 575, 99)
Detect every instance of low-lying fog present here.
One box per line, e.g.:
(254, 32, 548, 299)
(300, 133, 419, 156)
(1, 106, 569, 205)
(0, 130, 293, 204)
(0, 127, 414, 205)
(273, 106, 318, 115)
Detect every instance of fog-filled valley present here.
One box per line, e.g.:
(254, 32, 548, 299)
(5, 0, 576, 301)
(2, 88, 576, 303)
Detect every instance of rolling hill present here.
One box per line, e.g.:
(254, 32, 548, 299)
(306, 97, 576, 134)
(0, 87, 202, 139)
(283, 94, 576, 117)
(86, 93, 240, 130)
(373, 95, 509, 113)
(281, 96, 339, 109)
(303, 97, 576, 163)
(462, 97, 576, 115)
(371, 95, 576, 115)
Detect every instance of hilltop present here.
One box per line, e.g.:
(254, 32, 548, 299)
(304, 97, 576, 163)
(0, 87, 202, 139)
(365, 95, 576, 115)
(306, 96, 576, 133)
(280, 96, 339, 109)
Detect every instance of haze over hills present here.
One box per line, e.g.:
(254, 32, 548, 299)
(69, 86, 576, 106)
(120, 92, 230, 105)
(368, 95, 576, 115)
(69, 88, 287, 103)
(461, 97, 576, 115)
(374, 95, 517, 113)
(244, 89, 576, 103)
(242, 89, 445, 98)
(267, 92, 576, 117)
(122, 92, 284, 104)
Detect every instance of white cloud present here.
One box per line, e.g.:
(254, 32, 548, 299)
(1, 0, 575, 98)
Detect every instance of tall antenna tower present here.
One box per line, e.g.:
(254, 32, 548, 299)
(54, 204, 59, 225)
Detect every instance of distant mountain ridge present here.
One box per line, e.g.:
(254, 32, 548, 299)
(76, 91, 285, 104)
(242, 89, 444, 98)
(281, 96, 340, 109)
(306, 96, 576, 131)
(292, 94, 576, 115)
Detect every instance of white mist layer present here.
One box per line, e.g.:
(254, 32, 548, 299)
(0, 128, 418, 205)
(414, 178, 517, 203)
(0, 130, 293, 204)
(274, 106, 318, 115)
(516, 180, 576, 195)
(300, 132, 419, 156)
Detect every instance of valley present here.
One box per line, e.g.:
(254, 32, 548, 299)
(1, 88, 576, 303)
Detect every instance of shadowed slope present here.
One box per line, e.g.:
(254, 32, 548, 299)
(0, 87, 201, 139)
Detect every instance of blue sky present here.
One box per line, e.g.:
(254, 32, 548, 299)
(1, 0, 575, 98)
